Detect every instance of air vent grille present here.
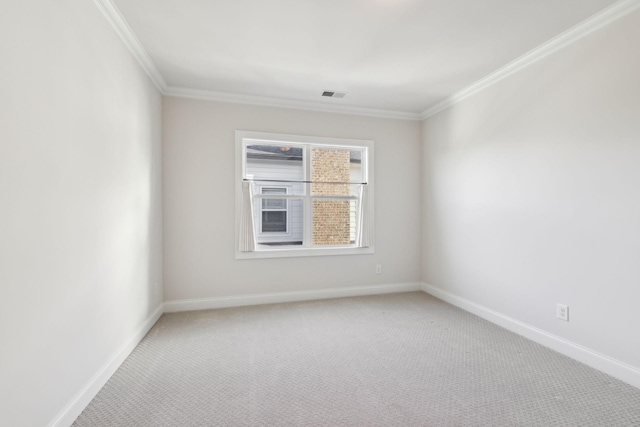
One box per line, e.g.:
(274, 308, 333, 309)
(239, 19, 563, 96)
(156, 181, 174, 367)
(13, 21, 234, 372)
(322, 91, 347, 98)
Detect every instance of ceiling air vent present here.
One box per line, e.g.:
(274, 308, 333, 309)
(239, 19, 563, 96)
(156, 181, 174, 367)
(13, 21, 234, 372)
(322, 91, 347, 99)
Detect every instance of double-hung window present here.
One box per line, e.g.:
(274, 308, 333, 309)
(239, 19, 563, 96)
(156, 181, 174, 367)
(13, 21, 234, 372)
(236, 131, 374, 259)
(260, 187, 288, 234)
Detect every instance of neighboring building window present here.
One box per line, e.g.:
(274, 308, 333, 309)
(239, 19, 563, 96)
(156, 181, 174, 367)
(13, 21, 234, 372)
(260, 187, 287, 233)
(236, 131, 374, 259)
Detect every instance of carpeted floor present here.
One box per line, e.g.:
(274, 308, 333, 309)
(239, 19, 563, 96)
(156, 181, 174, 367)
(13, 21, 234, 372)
(73, 292, 640, 426)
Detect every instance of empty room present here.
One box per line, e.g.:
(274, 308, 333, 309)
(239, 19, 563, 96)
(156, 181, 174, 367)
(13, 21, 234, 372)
(2, 0, 640, 426)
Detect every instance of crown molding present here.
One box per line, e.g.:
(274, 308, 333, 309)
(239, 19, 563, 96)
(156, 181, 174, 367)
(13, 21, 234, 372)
(163, 86, 422, 121)
(419, 0, 640, 120)
(94, 0, 639, 122)
(93, 0, 167, 91)
(91, 0, 420, 121)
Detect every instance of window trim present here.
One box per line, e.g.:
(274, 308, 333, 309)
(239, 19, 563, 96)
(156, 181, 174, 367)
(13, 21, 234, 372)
(235, 131, 374, 260)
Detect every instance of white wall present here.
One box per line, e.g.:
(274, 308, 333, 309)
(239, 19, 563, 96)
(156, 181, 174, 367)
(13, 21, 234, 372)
(0, 1, 163, 426)
(422, 9, 640, 376)
(163, 98, 422, 301)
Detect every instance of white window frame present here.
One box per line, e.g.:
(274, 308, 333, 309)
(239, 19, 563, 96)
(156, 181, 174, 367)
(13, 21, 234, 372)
(235, 130, 374, 260)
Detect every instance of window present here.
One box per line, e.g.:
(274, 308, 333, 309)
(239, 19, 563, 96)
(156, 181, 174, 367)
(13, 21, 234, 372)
(236, 131, 374, 259)
(260, 187, 288, 233)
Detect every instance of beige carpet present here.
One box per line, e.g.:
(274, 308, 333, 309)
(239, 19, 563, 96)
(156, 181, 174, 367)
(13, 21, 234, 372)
(73, 292, 640, 426)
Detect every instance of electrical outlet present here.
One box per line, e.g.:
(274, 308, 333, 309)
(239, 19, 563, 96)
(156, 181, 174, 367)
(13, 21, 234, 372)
(557, 304, 569, 321)
(376, 264, 382, 274)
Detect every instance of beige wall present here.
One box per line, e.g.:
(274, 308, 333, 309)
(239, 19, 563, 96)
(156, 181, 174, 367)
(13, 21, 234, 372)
(163, 98, 422, 301)
(0, 1, 163, 425)
(422, 10, 640, 372)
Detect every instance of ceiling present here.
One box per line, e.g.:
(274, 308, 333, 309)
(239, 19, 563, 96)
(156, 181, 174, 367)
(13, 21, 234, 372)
(110, 0, 621, 118)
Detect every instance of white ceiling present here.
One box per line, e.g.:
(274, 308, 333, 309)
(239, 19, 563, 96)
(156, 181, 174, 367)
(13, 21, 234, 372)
(110, 0, 620, 117)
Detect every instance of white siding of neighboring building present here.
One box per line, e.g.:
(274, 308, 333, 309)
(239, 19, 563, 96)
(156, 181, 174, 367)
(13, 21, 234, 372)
(350, 162, 363, 243)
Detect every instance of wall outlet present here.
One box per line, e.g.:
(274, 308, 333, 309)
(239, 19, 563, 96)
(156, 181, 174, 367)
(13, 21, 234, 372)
(376, 264, 382, 274)
(557, 304, 569, 321)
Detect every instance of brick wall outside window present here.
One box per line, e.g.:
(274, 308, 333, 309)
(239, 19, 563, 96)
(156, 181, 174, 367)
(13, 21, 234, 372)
(311, 149, 351, 245)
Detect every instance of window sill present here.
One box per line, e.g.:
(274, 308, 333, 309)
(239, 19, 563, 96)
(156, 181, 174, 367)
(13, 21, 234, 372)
(235, 245, 374, 260)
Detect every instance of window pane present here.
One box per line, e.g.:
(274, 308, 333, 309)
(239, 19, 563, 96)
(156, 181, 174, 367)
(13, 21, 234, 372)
(255, 199, 304, 248)
(261, 188, 287, 210)
(262, 198, 286, 210)
(262, 211, 287, 232)
(262, 187, 286, 195)
(246, 144, 304, 190)
(312, 199, 355, 246)
(311, 148, 363, 196)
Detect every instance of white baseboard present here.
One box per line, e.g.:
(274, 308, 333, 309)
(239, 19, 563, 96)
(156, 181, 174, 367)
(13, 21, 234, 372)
(164, 282, 422, 313)
(48, 304, 165, 427)
(421, 282, 640, 390)
(48, 281, 638, 427)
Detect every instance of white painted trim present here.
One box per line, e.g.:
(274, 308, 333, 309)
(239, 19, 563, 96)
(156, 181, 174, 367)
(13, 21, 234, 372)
(163, 86, 421, 121)
(164, 283, 421, 313)
(92, 0, 167, 91)
(47, 304, 165, 427)
(237, 245, 375, 260)
(421, 283, 640, 390)
(419, 0, 640, 119)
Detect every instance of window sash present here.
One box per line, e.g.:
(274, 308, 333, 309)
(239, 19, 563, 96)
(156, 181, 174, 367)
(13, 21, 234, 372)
(251, 191, 361, 249)
(242, 143, 367, 186)
(259, 187, 289, 235)
(261, 211, 287, 232)
(261, 187, 287, 210)
(246, 142, 367, 249)
(252, 194, 357, 201)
